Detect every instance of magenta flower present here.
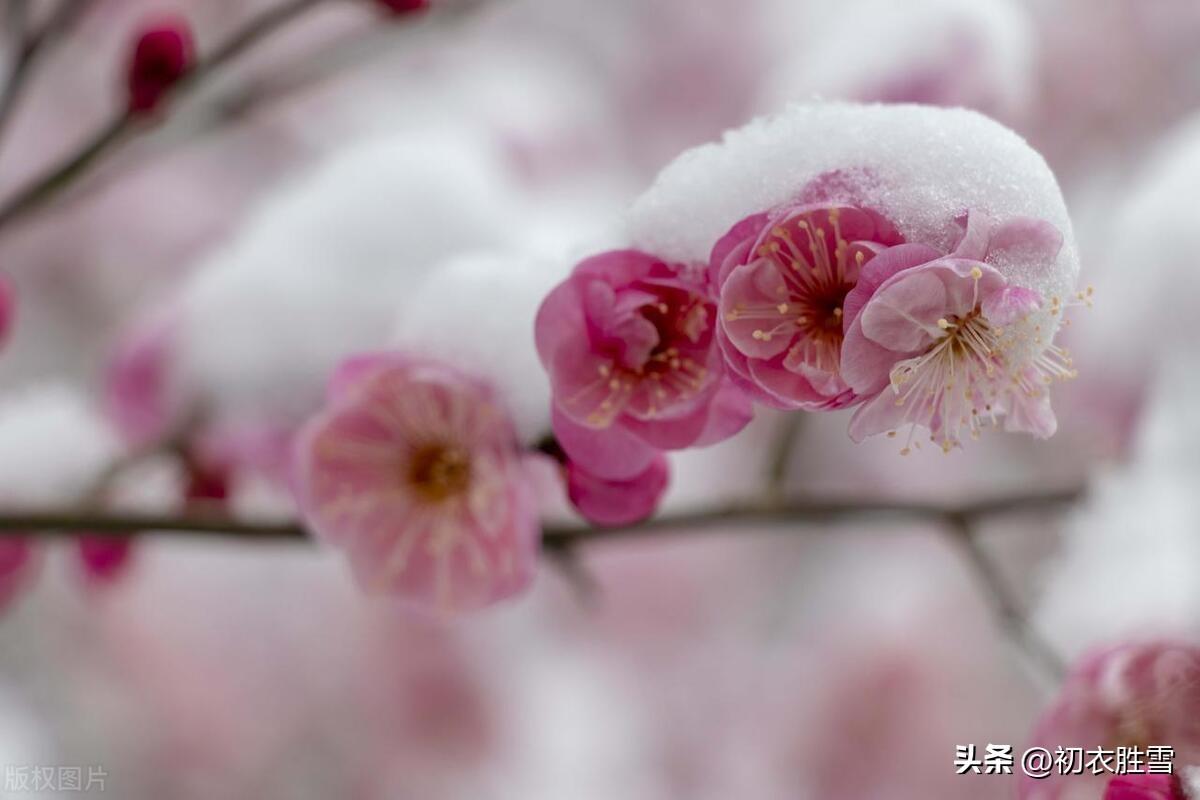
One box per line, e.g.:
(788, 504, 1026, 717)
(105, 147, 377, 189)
(376, 0, 430, 14)
(127, 17, 194, 114)
(710, 202, 904, 409)
(77, 536, 135, 587)
(535, 249, 751, 479)
(0, 277, 13, 349)
(566, 454, 669, 527)
(292, 353, 539, 613)
(841, 213, 1076, 452)
(1104, 774, 1187, 800)
(1022, 641, 1200, 800)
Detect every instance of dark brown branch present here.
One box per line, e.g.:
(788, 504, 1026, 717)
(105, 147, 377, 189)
(0, 0, 94, 147)
(0, 485, 1085, 542)
(0, 0, 330, 232)
(943, 513, 1067, 685)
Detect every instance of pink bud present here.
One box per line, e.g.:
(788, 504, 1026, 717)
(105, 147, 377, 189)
(77, 536, 135, 586)
(1104, 774, 1187, 799)
(127, 17, 194, 113)
(566, 455, 669, 526)
(0, 277, 12, 348)
(376, 0, 430, 15)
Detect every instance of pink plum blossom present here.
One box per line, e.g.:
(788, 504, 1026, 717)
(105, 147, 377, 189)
(77, 536, 135, 586)
(710, 201, 905, 409)
(103, 308, 179, 447)
(1022, 641, 1200, 800)
(292, 353, 539, 613)
(536, 249, 752, 479)
(566, 454, 669, 526)
(841, 212, 1077, 452)
(126, 17, 195, 114)
(1104, 774, 1188, 800)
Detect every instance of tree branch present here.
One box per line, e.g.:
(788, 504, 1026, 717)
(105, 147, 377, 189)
(0, 0, 331, 232)
(0, 485, 1085, 542)
(943, 513, 1067, 687)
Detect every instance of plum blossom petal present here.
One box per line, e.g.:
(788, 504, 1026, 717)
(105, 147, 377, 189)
(843, 243, 1074, 451)
(536, 249, 748, 475)
(293, 354, 539, 613)
(710, 202, 905, 409)
(1022, 641, 1200, 800)
(566, 456, 669, 526)
(1104, 774, 1187, 800)
(551, 406, 657, 482)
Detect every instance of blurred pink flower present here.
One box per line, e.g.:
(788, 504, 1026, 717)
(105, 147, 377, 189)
(1104, 774, 1187, 799)
(536, 249, 751, 478)
(127, 17, 194, 114)
(376, 0, 430, 14)
(710, 202, 904, 409)
(841, 213, 1075, 452)
(1023, 641, 1200, 800)
(566, 453, 669, 526)
(77, 536, 135, 586)
(0, 277, 12, 348)
(104, 308, 179, 447)
(292, 353, 539, 613)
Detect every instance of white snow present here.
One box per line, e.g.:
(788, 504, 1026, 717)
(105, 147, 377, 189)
(629, 103, 1078, 309)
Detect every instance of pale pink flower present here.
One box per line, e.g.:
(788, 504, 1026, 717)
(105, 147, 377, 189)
(710, 202, 904, 409)
(292, 353, 539, 613)
(103, 308, 179, 448)
(1023, 641, 1200, 800)
(841, 213, 1077, 452)
(1104, 774, 1188, 800)
(566, 454, 669, 526)
(535, 249, 751, 479)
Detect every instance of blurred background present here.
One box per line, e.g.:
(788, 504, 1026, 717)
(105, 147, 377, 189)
(1, 0, 1200, 797)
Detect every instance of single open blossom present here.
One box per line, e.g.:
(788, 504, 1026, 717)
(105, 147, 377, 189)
(1022, 641, 1200, 800)
(710, 202, 904, 409)
(127, 17, 194, 113)
(292, 353, 539, 613)
(1105, 774, 1188, 800)
(841, 212, 1079, 452)
(77, 536, 135, 586)
(536, 249, 751, 479)
(566, 454, 669, 526)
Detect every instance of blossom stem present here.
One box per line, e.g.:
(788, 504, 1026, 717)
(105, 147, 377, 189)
(0, 0, 330, 233)
(943, 513, 1067, 687)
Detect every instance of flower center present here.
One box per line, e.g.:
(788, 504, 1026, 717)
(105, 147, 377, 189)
(407, 444, 472, 502)
(726, 208, 861, 376)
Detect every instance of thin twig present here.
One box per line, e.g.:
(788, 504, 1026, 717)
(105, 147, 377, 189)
(943, 513, 1067, 687)
(0, 0, 330, 232)
(0, 486, 1085, 541)
(0, 0, 93, 147)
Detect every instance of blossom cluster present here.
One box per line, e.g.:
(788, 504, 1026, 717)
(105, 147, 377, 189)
(536, 196, 1078, 486)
